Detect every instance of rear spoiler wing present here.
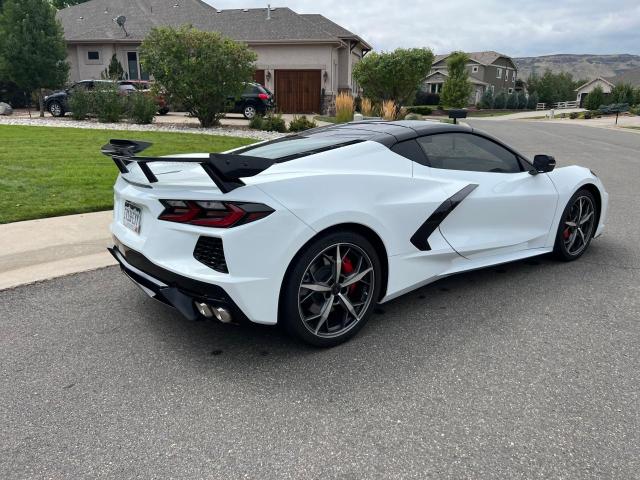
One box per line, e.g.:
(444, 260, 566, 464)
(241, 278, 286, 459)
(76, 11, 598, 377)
(101, 139, 274, 193)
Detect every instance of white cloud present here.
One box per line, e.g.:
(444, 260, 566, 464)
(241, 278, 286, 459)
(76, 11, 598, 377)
(203, 0, 640, 56)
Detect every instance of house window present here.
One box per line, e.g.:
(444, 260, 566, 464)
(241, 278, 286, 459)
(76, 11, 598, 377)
(497, 68, 502, 79)
(87, 51, 100, 61)
(126, 51, 150, 81)
(472, 66, 479, 73)
(505, 70, 509, 80)
(508, 88, 514, 94)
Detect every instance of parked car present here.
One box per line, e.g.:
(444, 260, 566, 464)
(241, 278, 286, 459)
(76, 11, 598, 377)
(44, 80, 132, 117)
(119, 80, 170, 115)
(103, 121, 608, 347)
(227, 82, 275, 119)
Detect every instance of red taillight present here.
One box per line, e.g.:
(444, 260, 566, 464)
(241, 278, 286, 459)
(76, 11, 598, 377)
(158, 200, 274, 228)
(258, 93, 269, 100)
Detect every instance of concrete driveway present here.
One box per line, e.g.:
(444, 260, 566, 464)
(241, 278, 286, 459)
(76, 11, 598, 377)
(1, 121, 639, 479)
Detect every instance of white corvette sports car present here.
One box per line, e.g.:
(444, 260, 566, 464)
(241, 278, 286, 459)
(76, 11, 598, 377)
(105, 121, 608, 346)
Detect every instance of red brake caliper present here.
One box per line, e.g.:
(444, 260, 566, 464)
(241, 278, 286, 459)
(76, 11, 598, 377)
(563, 227, 571, 240)
(341, 256, 358, 294)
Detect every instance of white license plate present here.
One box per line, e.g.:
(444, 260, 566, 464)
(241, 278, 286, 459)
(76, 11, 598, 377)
(123, 201, 142, 233)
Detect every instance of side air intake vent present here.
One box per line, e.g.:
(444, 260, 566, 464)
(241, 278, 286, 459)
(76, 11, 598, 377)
(193, 237, 228, 273)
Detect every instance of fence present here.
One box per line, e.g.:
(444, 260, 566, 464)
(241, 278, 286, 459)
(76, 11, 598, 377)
(537, 101, 579, 111)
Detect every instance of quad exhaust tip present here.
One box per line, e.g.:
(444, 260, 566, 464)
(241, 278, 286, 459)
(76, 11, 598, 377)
(195, 302, 233, 323)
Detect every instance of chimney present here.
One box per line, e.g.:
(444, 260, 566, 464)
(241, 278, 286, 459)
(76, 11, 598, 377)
(267, 4, 271, 20)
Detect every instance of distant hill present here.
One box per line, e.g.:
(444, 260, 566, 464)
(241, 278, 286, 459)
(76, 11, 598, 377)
(514, 54, 640, 85)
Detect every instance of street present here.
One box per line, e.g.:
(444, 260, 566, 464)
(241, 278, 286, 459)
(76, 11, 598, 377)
(1, 121, 639, 479)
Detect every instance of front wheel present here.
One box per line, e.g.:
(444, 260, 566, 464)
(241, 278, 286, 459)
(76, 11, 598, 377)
(280, 231, 382, 347)
(553, 189, 598, 261)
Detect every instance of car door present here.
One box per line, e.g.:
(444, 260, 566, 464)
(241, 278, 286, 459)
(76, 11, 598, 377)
(413, 132, 558, 259)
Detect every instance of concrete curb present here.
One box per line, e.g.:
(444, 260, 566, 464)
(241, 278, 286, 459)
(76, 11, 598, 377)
(0, 211, 115, 290)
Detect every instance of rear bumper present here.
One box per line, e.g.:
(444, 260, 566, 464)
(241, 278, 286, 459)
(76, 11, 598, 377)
(108, 242, 249, 323)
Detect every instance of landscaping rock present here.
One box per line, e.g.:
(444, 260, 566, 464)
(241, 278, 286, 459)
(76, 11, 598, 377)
(0, 102, 13, 115)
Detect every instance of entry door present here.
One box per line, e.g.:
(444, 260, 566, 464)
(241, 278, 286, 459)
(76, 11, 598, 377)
(415, 132, 558, 259)
(274, 70, 321, 113)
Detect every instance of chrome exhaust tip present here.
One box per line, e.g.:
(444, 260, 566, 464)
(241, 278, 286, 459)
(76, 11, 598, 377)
(195, 302, 214, 319)
(213, 307, 233, 324)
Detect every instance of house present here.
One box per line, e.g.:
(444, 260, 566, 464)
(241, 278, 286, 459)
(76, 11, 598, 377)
(55, 0, 372, 114)
(423, 51, 518, 105)
(574, 77, 615, 107)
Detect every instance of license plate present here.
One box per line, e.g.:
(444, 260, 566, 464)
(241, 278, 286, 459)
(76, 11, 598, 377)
(123, 201, 142, 234)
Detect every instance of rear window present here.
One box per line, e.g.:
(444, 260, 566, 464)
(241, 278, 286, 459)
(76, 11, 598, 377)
(234, 136, 363, 161)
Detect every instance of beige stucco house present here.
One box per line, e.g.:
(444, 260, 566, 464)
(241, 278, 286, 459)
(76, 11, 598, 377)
(423, 51, 518, 105)
(56, 0, 371, 114)
(574, 77, 614, 107)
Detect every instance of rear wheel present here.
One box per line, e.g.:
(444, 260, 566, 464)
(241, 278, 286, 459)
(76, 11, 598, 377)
(280, 231, 382, 347)
(243, 104, 257, 119)
(48, 101, 64, 117)
(553, 189, 597, 261)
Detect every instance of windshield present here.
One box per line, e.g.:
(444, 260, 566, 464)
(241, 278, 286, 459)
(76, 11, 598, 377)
(234, 136, 364, 161)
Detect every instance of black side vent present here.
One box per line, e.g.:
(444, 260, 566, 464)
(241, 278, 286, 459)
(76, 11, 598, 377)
(193, 237, 228, 273)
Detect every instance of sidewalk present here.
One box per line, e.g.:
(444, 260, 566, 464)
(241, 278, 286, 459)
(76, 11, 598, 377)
(0, 211, 115, 290)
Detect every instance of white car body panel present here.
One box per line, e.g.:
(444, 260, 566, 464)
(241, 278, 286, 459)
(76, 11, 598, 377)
(108, 122, 609, 326)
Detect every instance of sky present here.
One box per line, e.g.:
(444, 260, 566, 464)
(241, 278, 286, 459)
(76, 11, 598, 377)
(204, 0, 640, 57)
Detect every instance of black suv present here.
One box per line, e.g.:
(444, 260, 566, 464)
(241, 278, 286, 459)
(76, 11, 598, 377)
(227, 82, 275, 119)
(44, 80, 133, 117)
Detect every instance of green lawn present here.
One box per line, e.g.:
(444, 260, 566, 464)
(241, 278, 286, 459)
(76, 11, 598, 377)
(0, 125, 256, 224)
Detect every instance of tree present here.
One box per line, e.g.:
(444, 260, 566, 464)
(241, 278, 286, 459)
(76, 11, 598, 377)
(493, 92, 507, 109)
(506, 92, 519, 109)
(585, 85, 605, 110)
(101, 54, 125, 80)
(0, 0, 69, 116)
(50, 0, 90, 9)
(527, 92, 539, 110)
(611, 82, 635, 105)
(480, 88, 494, 109)
(526, 70, 580, 105)
(353, 48, 433, 106)
(440, 52, 473, 108)
(140, 26, 257, 128)
(517, 91, 528, 109)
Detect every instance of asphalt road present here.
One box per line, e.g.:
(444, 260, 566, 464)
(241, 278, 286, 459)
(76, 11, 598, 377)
(2, 121, 639, 479)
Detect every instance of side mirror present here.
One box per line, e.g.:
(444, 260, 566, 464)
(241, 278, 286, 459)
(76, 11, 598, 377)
(531, 154, 556, 174)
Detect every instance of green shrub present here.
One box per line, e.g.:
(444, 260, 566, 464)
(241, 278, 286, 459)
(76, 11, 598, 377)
(493, 92, 507, 109)
(406, 106, 433, 115)
(480, 89, 494, 109)
(68, 87, 92, 120)
(517, 91, 528, 109)
(93, 85, 125, 123)
(288, 115, 317, 132)
(506, 92, 519, 109)
(583, 111, 592, 120)
(584, 86, 605, 111)
(569, 112, 578, 119)
(249, 113, 287, 132)
(526, 92, 539, 110)
(128, 92, 157, 124)
(630, 105, 640, 116)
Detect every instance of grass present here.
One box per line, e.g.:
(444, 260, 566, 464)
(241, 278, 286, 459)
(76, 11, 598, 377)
(0, 125, 255, 224)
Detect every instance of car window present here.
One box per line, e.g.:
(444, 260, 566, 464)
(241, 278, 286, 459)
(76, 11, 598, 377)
(391, 139, 428, 165)
(417, 133, 522, 173)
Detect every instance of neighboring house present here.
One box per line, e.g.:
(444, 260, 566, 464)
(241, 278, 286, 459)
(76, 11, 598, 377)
(56, 0, 371, 114)
(423, 51, 518, 105)
(575, 77, 615, 107)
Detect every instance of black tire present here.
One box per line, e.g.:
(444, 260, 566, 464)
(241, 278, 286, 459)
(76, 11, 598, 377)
(48, 101, 64, 117)
(280, 231, 382, 347)
(553, 189, 598, 261)
(158, 107, 169, 116)
(242, 103, 258, 119)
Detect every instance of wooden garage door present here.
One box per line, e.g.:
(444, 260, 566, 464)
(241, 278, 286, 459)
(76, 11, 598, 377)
(254, 70, 265, 86)
(274, 70, 321, 113)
